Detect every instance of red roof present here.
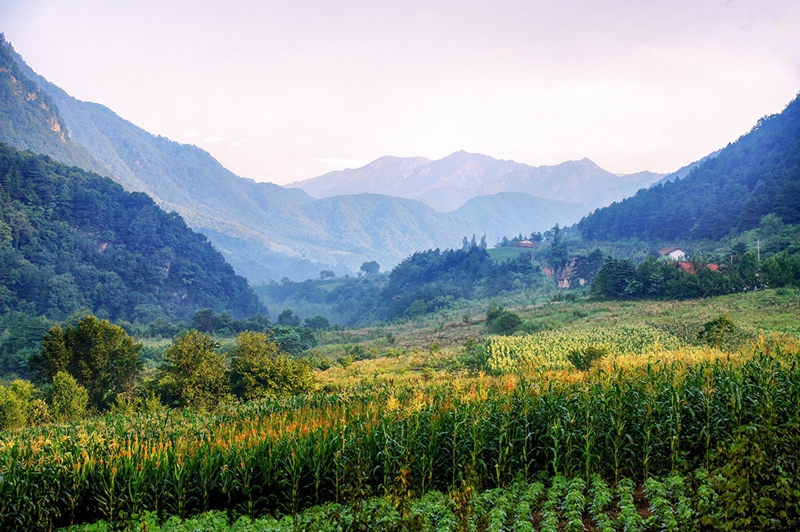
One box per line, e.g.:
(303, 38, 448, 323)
(677, 261, 695, 274)
(707, 263, 721, 272)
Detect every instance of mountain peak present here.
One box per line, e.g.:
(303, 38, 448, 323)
(291, 151, 662, 212)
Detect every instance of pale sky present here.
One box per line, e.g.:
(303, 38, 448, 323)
(2, 0, 799, 184)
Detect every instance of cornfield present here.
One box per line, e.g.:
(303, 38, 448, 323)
(1, 344, 799, 530)
(483, 325, 683, 373)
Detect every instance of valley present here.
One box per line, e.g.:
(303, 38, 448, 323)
(0, 24, 799, 532)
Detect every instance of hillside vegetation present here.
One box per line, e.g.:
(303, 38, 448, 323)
(0, 144, 262, 325)
(579, 93, 800, 241)
(0, 35, 107, 177)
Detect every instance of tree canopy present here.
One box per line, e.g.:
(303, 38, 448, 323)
(30, 316, 142, 411)
(0, 144, 264, 323)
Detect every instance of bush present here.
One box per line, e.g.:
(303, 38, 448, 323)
(0, 380, 35, 429)
(698, 315, 737, 349)
(230, 331, 316, 400)
(487, 309, 523, 335)
(47, 371, 88, 422)
(567, 345, 608, 371)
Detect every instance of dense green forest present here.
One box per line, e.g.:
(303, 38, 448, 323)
(0, 144, 263, 326)
(578, 92, 800, 241)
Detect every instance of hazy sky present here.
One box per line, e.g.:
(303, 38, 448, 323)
(2, 0, 800, 184)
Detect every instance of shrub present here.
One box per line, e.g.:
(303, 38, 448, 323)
(0, 380, 35, 429)
(698, 315, 737, 349)
(230, 331, 316, 400)
(47, 371, 88, 422)
(486, 307, 523, 335)
(567, 345, 608, 371)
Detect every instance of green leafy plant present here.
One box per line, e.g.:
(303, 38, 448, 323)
(567, 345, 608, 371)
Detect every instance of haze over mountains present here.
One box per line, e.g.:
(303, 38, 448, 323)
(1, 34, 671, 282)
(290, 152, 664, 212)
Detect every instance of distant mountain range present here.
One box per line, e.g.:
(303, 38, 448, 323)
(290, 151, 664, 212)
(579, 95, 800, 241)
(0, 35, 668, 282)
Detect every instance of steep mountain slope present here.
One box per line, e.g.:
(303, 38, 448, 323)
(648, 149, 722, 189)
(291, 151, 664, 212)
(0, 35, 107, 176)
(3, 39, 482, 282)
(0, 144, 263, 322)
(578, 93, 800, 241)
(450, 192, 588, 244)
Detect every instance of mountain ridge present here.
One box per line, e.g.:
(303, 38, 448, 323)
(578, 93, 800, 241)
(290, 151, 665, 212)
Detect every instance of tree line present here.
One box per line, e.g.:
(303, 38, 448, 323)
(592, 251, 800, 300)
(0, 315, 314, 430)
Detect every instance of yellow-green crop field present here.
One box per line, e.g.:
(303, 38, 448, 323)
(1, 290, 799, 530)
(483, 324, 683, 373)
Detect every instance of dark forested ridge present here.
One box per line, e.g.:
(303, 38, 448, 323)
(578, 93, 800, 241)
(0, 144, 263, 323)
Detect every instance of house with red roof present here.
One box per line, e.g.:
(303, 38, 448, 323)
(658, 247, 688, 261)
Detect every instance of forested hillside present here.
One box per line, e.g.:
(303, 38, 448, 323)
(0, 35, 107, 177)
(0, 144, 263, 323)
(579, 93, 800, 241)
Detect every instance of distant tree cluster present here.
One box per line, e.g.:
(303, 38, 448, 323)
(592, 249, 800, 301)
(381, 245, 543, 320)
(0, 315, 315, 429)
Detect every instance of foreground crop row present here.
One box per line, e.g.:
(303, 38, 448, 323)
(61, 472, 780, 531)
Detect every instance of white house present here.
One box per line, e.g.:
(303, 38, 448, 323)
(658, 247, 688, 261)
